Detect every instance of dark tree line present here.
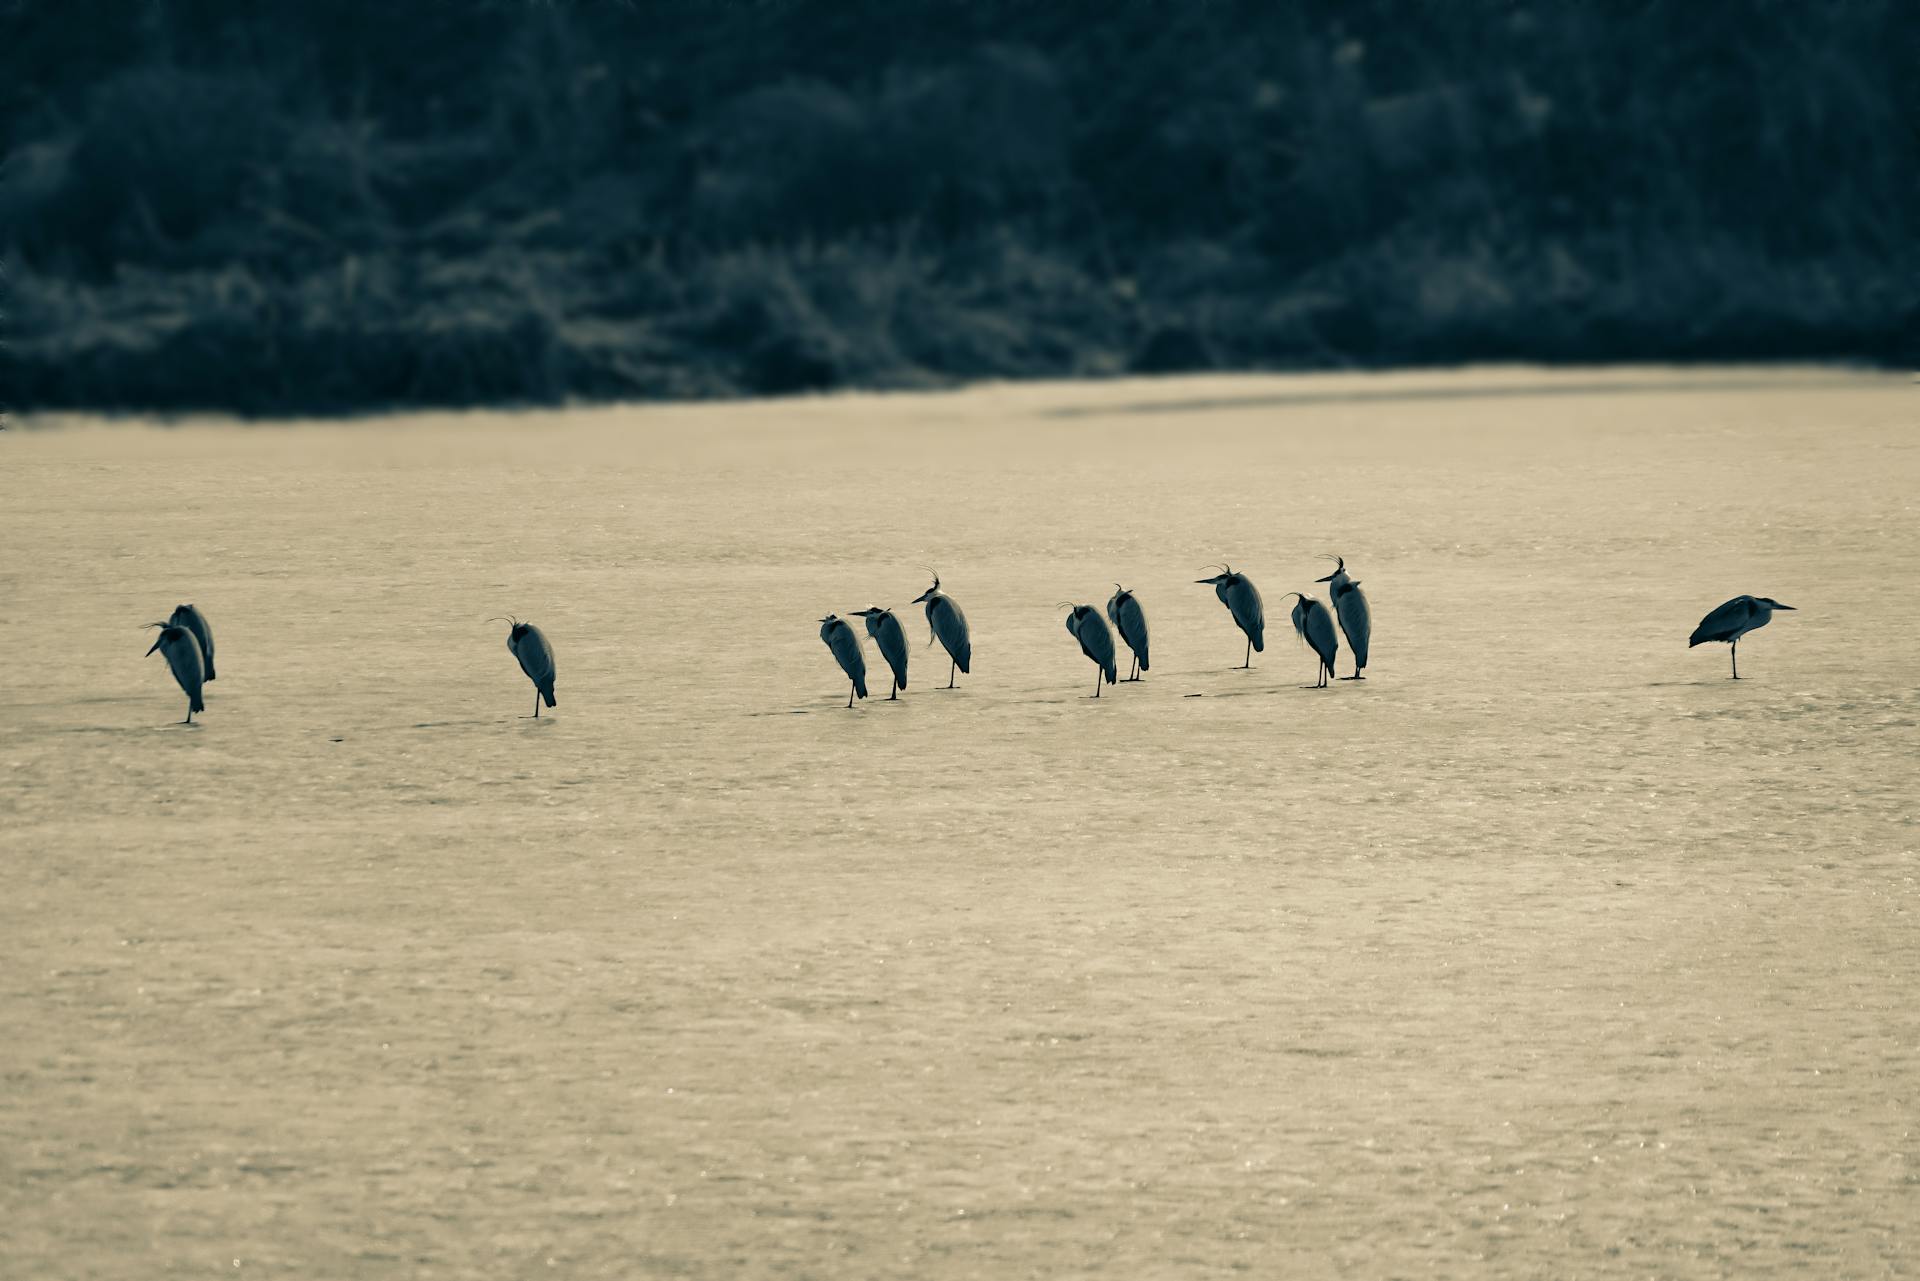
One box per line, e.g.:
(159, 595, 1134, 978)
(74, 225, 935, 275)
(4, 0, 1914, 413)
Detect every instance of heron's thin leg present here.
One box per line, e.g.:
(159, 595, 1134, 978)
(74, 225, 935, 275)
(947, 660, 956, 690)
(533, 690, 541, 718)
(1242, 638, 1251, 669)
(1731, 639, 1740, 680)
(847, 683, 855, 708)
(889, 680, 898, 701)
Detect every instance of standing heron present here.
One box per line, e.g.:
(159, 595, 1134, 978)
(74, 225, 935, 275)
(1106, 585, 1150, 681)
(144, 622, 205, 723)
(169, 604, 215, 681)
(819, 614, 868, 707)
(854, 606, 909, 699)
(1314, 557, 1369, 679)
(1196, 564, 1264, 668)
(489, 616, 557, 717)
(1061, 603, 1118, 696)
(1689, 596, 1796, 679)
(1282, 593, 1339, 688)
(911, 571, 971, 689)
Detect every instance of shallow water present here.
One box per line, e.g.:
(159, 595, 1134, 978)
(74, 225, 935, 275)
(3, 367, 1916, 1278)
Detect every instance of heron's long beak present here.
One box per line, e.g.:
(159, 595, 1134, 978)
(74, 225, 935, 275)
(1314, 572, 1335, 582)
(1776, 603, 1797, 610)
(145, 639, 163, 656)
(911, 590, 932, 603)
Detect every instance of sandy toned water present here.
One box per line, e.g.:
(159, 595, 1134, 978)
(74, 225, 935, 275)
(3, 367, 1916, 1278)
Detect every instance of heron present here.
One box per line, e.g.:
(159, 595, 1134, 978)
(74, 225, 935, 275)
(854, 606, 909, 699)
(819, 614, 868, 707)
(911, 571, 971, 689)
(169, 604, 215, 681)
(1196, 564, 1264, 668)
(1106, 584, 1149, 681)
(1061, 603, 1118, 696)
(1282, 593, 1339, 688)
(1314, 557, 1369, 679)
(144, 622, 205, 723)
(1689, 596, 1796, 679)
(488, 616, 557, 717)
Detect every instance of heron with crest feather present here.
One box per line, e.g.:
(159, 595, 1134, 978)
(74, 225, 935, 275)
(912, 570, 971, 689)
(489, 615, 557, 717)
(1106, 585, 1149, 681)
(144, 621, 206, 723)
(1196, 563, 1264, 668)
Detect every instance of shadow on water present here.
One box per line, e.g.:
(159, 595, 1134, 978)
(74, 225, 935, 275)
(1043, 373, 1880, 420)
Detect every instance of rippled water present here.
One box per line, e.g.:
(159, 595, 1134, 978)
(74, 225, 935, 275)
(3, 368, 1915, 1277)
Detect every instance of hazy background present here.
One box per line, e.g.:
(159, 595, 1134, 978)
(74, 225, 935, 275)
(4, 0, 1916, 415)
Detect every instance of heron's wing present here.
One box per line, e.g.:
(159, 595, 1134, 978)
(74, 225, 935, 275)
(1231, 580, 1264, 649)
(875, 615, 909, 686)
(1078, 614, 1117, 679)
(163, 632, 205, 696)
(1116, 595, 1148, 665)
(933, 598, 971, 672)
(825, 623, 867, 683)
(1307, 605, 1339, 666)
(1334, 585, 1369, 667)
(1689, 596, 1755, 646)
(516, 625, 557, 687)
(1289, 599, 1308, 640)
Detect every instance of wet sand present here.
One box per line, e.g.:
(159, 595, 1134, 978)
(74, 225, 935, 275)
(3, 367, 1916, 1277)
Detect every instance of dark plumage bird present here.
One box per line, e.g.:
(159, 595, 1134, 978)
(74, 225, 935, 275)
(145, 623, 205, 723)
(820, 614, 868, 707)
(1196, 564, 1264, 668)
(854, 607, 909, 699)
(490, 616, 557, 716)
(912, 571, 971, 689)
(169, 604, 214, 681)
(1314, 557, 1369, 679)
(1689, 596, 1795, 679)
(1284, 593, 1339, 688)
(1106, 585, 1149, 681)
(1062, 603, 1118, 697)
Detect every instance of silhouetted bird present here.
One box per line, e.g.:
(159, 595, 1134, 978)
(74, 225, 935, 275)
(1283, 593, 1339, 688)
(169, 604, 214, 681)
(1314, 557, 1369, 679)
(1689, 596, 1796, 679)
(1196, 564, 1264, 668)
(1106, 585, 1149, 681)
(911, 571, 971, 689)
(490, 616, 557, 717)
(819, 614, 868, 707)
(854, 606, 908, 699)
(1062, 603, 1118, 697)
(145, 622, 205, 723)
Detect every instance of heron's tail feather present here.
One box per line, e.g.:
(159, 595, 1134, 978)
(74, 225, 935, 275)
(1251, 635, 1265, 653)
(854, 675, 868, 699)
(542, 686, 557, 707)
(1687, 627, 1710, 647)
(190, 691, 205, 713)
(203, 660, 216, 681)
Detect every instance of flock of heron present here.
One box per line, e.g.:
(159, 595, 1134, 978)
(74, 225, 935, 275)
(139, 564, 1796, 723)
(818, 560, 1373, 708)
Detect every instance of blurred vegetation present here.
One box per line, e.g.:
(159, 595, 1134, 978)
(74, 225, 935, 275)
(3, 0, 1914, 414)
